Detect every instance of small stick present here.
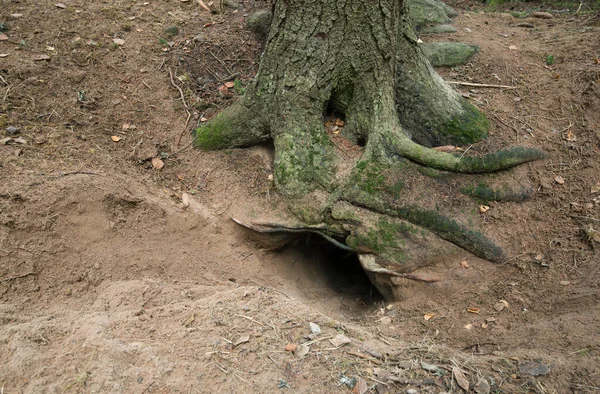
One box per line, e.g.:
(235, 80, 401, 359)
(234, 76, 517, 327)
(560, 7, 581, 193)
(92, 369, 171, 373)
(346, 350, 383, 365)
(197, 0, 211, 12)
(168, 67, 192, 147)
(235, 313, 265, 326)
(446, 81, 517, 89)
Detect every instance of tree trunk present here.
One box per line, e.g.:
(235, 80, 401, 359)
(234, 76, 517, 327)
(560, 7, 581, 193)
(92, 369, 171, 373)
(194, 0, 544, 300)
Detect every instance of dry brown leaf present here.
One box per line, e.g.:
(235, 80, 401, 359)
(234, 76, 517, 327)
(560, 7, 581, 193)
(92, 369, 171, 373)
(424, 312, 436, 321)
(0, 54, 8, 58)
(234, 335, 250, 347)
(329, 334, 351, 347)
(464, 323, 473, 330)
(509, 45, 518, 50)
(285, 343, 298, 352)
(353, 377, 368, 394)
(479, 205, 490, 213)
(33, 54, 51, 61)
(122, 123, 130, 130)
(467, 307, 480, 314)
(110, 135, 121, 142)
(294, 344, 310, 358)
(151, 157, 164, 169)
(554, 175, 565, 185)
(452, 366, 470, 391)
(0, 34, 8, 41)
(113, 38, 125, 46)
(461, 260, 470, 268)
(224, 81, 235, 88)
(566, 129, 576, 142)
(55, 3, 67, 9)
(181, 313, 195, 327)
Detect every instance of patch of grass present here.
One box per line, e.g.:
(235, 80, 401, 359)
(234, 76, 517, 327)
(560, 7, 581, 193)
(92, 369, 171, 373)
(546, 54, 555, 65)
(164, 26, 179, 38)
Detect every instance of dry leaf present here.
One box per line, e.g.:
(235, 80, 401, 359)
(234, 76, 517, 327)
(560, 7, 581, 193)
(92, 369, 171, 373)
(479, 205, 490, 213)
(482, 322, 488, 329)
(55, 3, 67, 9)
(181, 313, 195, 327)
(329, 334, 351, 347)
(294, 344, 310, 358)
(122, 123, 130, 130)
(113, 38, 125, 46)
(467, 307, 480, 314)
(566, 129, 576, 142)
(224, 81, 235, 88)
(461, 260, 470, 268)
(424, 312, 436, 321)
(218, 84, 228, 92)
(464, 323, 473, 330)
(353, 377, 368, 394)
(474, 377, 491, 394)
(111, 135, 121, 142)
(559, 280, 570, 286)
(0, 34, 8, 41)
(452, 366, 470, 391)
(591, 183, 600, 194)
(151, 157, 164, 169)
(200, 116, 208, 122)
(234, 335, 250, 347)
(0, 54, 8, 58)
(285, 343, 298, 352)
(33, 54, 51, 61)
(554, 175, 565, 185)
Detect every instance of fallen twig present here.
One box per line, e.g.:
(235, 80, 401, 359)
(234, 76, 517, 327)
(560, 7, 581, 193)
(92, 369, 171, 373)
(235, 313, 265, 326)
(447, 81, 517, 89)
(197, 0, 211, 12)
(346, 350, 383, 365)
(168, 67, 192, 147)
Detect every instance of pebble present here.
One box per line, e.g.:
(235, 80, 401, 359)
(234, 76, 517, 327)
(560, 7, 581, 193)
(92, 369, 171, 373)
(6, 126, 20, 135)
(406, 389, 418, 394)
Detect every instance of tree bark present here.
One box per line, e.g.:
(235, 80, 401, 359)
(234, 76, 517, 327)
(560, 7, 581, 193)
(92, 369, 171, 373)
(194, 0, 544, 300)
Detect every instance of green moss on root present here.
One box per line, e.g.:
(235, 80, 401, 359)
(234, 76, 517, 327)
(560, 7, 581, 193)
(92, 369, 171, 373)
(393, 205, 505, 262)
(439, 100, 489, 146)
(193, 112, 233, 150)
(462, 182, 533, 202)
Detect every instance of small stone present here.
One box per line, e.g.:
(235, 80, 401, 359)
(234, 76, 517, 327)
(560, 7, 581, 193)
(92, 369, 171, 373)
(308, 322, 321, 335)
(6, 126, 20, 135)
(406, 389, 418, 394)
(554, 175, 565, 185)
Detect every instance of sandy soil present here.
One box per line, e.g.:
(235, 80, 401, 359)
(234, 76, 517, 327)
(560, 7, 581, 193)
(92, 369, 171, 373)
(1, 1, 599, 392)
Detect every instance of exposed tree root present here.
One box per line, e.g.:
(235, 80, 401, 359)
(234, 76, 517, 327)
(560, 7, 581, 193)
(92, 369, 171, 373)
(384, 131, 546, 173)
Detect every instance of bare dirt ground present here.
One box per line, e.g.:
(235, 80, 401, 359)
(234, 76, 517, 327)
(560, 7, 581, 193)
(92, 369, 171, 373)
(1, 1, 599, 393)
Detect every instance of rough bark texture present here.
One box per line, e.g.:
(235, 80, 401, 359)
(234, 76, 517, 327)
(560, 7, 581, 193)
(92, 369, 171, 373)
(194, 0, 544, 300)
